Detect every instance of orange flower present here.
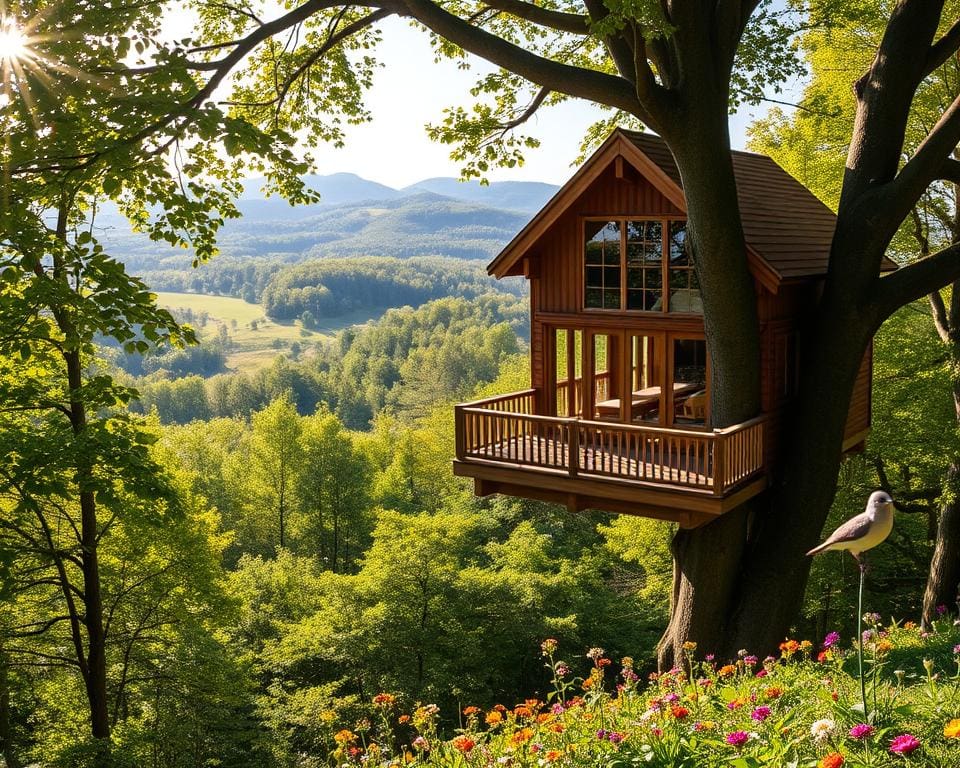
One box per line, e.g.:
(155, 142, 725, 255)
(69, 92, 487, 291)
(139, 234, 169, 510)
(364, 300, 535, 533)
(452, 735, 475, 753)
(514, 705, 532, 718)
(510, 727, 534, 745)
(945, 719, 960, 739)
(373, 693, 396, 706)
(463, 706, 480, 716)
(671, 706, 690, 719)
(549, 723, 566, 734)
(398, 715, 410, 724)
(485, 711, 502, 726)
(780, 639, 800, 655)
(545, 749, 563, 762)
(334, 729, 357, 745)
(765, 687, 784, 699)
(718, 664, 737, 677)
(536, 713, 553, 724)
(819, 753, 844, 768)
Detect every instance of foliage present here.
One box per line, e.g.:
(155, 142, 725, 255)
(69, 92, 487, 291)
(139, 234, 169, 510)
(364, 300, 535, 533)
(310, 622, 960, 767)
(261, 256, 520, 321)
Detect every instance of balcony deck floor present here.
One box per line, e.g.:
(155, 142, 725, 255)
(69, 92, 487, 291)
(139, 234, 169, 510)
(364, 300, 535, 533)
(471, 434, 714, 489)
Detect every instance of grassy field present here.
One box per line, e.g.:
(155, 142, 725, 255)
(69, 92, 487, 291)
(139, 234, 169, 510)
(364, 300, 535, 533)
(154, 292, 380, 373)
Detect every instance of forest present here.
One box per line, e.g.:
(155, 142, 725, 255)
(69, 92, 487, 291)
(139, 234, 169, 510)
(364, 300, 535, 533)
(2, 1, 960, 767)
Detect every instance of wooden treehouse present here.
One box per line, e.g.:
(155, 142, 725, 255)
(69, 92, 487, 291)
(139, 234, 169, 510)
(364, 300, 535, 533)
(454, 129, 879, 528)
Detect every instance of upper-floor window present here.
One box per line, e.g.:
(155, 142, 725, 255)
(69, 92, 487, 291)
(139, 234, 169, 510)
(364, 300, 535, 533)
(584, 219, 701, 314)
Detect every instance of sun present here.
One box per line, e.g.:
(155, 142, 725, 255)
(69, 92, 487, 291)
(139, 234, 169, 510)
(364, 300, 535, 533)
(0, 17, 27, 63)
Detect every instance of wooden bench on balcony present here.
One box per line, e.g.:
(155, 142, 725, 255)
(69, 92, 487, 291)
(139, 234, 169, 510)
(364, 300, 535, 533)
(454, 390, 768, 528)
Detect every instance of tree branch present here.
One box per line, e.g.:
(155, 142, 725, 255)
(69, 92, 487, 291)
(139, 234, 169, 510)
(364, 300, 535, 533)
(923, 16, 960, 79)
(876, 239, 960, 320)
(481, 0, 589, 34)
(395, 0, 644, 119)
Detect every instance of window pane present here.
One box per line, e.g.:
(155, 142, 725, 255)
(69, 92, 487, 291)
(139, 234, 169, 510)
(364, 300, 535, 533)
(585, 221, 621, 308)
(604, 289, 621, 308)
(644, 290, 662, 311)
(585, 288, 603, 308)
(586, 266, 602, 287)
(669, 222, 688, 265)
(673, 338, 708, 426)
(627, 290, 644, 310)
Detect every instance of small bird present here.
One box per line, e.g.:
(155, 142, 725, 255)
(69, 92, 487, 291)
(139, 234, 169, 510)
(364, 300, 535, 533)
(806, 491, 895, 566)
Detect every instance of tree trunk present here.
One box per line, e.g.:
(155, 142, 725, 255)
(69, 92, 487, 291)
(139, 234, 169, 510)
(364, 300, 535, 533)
(922, 463, 960, 627)
(656, 104, 764, 666)
(0, 647, 20, 768)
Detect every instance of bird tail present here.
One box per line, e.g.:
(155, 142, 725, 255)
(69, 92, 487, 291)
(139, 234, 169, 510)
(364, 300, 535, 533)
(806, 541, 831, 557)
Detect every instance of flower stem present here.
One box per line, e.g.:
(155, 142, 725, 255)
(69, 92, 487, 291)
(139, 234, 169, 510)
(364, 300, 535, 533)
(858, 560, 867, 718)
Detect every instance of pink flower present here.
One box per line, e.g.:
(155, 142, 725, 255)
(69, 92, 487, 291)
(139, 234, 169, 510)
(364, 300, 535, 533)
(850, 724, 874, 740)
(751, 706, 771, 722)
(889, 734, 921, 755)
(726, 731, 750, 747)
(823, 631, 841, 649)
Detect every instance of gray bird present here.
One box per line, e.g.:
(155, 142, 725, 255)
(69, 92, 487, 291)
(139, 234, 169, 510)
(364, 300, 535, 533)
(806, 491, 895, 563)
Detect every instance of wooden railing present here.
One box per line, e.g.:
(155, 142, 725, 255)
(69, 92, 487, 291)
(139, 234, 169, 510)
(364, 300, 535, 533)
(555, 371, 609, 417)
(455, 392, 767, 497)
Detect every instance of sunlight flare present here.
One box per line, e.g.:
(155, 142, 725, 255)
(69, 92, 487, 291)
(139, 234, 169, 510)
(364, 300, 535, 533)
(0, 16, 27, 63)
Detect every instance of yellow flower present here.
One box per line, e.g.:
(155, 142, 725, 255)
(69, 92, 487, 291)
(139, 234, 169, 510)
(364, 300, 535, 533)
(320, 710, 337, 724)
(945, 719, 960, 739)
(718, 664, 737, 677)
(485, 711, 502, 726)
(875, 639, 893, 654)
(334, 729, 356, 745)
(682, 641, 697, 652)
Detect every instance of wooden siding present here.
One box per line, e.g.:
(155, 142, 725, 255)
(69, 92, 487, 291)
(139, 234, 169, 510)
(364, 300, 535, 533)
(843, 344, 872, 449)
(532, 165, 683, 316)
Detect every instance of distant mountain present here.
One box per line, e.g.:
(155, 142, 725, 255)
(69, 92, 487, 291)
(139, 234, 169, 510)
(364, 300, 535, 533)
(103, 190, 535, 271)
(403, 177, 557, 212)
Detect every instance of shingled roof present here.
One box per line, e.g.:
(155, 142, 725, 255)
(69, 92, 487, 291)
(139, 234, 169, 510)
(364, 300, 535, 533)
(488, 128, 876, 286)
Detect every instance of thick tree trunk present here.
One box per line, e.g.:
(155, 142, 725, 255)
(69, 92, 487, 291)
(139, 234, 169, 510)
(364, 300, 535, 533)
(922, 463, 960, 627)
(657, 105, 764, 666)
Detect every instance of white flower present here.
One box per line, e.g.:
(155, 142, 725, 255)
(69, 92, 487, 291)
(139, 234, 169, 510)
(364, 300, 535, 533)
(810, 718, 835, 742)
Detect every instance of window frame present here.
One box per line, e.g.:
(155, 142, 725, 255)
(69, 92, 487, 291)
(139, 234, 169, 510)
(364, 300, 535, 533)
(581, 216, 697, 315)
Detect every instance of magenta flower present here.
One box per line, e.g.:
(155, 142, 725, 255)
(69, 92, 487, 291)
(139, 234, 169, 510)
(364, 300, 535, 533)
(823, 631, 841, 649)
(936, 604, 947, 616)
(726, 731, 750, 747)
(889, 734, 921, 755)
(850, 723, 874, 740)
(744, 655, 759, 666)
(607, 732, 625, 744)
(750, 706, 771, 722)
(953, 643, 960, 654)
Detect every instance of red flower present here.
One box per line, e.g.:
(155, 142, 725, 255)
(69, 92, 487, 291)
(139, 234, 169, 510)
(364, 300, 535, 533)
(671, 706, 690, 719)
(452, 735, 475, 753)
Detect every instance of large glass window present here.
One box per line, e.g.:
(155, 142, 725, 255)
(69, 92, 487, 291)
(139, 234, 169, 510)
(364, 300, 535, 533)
(584, 221, 621, 309)
(668, 222, 702, 313)
(584, 218, 701, 314)
(673, 338, 708, 426)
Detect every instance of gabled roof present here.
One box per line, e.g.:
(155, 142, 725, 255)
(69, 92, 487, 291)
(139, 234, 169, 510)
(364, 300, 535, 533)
(489, 128, 869, 287)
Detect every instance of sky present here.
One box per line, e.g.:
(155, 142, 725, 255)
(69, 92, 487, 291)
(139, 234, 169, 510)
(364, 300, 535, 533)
(167, 11, 786, 189)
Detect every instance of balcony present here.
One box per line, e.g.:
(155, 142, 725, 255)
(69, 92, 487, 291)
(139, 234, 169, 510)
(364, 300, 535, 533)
(454, 390, 768, 528)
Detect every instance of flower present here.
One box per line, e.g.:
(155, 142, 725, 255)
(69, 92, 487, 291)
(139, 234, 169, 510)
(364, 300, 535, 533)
(373, 693, 396, 706)
(452, 735, 475, 753)
(764, 686, 784, 699)
(334, 729, 357, 745)
(751, 706, 771, 722)
(819, 753, 844, 768)
(743, 655, 758, 666)
(463, 706, 480, 716)
(544, 750, 562, 762)
(936, 604, 947, 616)
(823, 631, 841, 649)
(586, 647, 605, 660)
(540, 639, 558, 656)
(849, 724, 874, 740)
(682, 641, 697, 652)
(726, 730, 750, 747)
(510, 728, 534, 746)
(811, 718, 836, 743)
(607, 731, 625, 744)
(485, 711, 502, 726)
(944, 719, 960, 739)
(888, 734, 921, 755)
(671, 705, 690, 719)
(412, 736, 429, 751)
(780, 639, 800, 655)
(718, 664, 737, 677)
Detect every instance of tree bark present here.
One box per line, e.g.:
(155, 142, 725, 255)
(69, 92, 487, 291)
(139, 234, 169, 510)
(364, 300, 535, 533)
(922, 463, 960, 626)
(0, 646, 20, 768)
(50, 201, 111, 746)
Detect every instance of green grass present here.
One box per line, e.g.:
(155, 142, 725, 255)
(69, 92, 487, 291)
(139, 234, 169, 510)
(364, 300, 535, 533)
(154, 292, 381, 373)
